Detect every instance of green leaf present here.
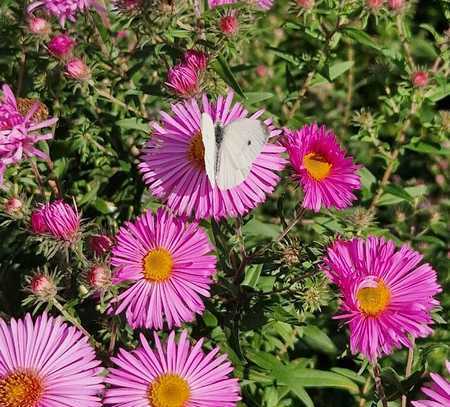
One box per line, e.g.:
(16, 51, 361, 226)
(302, 326, 337, 355)
(242, 264, 262, 289)
(331, 368, 367, 385)
(273, 365, 359, 394)
(244, 92, 274, 105)
(116, 118, 149, 132)
(405, 141, 450, 156)
(213, 57, 245, 98)
(342, 28, 380, 50)
(359, 167, 376, 199)
(289, 385, 314, 407)
(328, 61, 354, 81)
(247, 351, 283, 371)
(93, 198, 117, 214)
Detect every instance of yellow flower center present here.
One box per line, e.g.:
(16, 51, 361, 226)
(16, 98, 49, 123)
(143, 248, 174, 282)
(303, 152, 332, 181)
(148, 374, 191, 407)
(0, 371, 44, 407)
(356, 280, 391, 316)
(187, 132, 205, 170)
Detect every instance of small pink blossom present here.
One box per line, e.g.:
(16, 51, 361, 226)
(220, 13, 239, 37)
(412, 71, 429, 88)
(166, 64, 199, 97)
(48, 34, 75, 58)
(40, 200, 81, 241)
(297, 0, 314, 8)
(366, 0, 384, 9)
(256, 64, 268, 78)
(30, 274, 57, 299)
(27, 17, 51, 35)
(65, 58, 91, 80)
(257, 0, 274, 10)
(87, 265, 110, 289)
(208, 0, 238, 8)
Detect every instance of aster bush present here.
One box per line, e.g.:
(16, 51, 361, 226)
(0, 1, 449, 406)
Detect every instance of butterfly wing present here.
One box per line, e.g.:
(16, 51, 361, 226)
(201, 112, 217, 187)
(216, 118, 269, 190)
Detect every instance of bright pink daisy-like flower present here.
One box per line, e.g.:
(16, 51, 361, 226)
(111, 208, 216, 329)
(104, 330, 240, 407)
(28, 0, 93, 26)
(412, 361, 450, 407)
(139, 91, 286, 220)
(322, 236, 441, 361)
(0, 313, 104, 407)
(0, 85, 57, 184)
(284, 124, 361, 212)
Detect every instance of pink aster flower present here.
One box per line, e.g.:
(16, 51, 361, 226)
(110, 208, 216, 329)
(284, 124, 361, 212)
(166, 64, 199, 98)
(412, 361, 450, 407)
(0, 85, 57, 184)
(0, 313, 104, 406)
(183, 49, 208, 72)
(208, 0, 239, 8)
(39, 200, 81, 241)
(28, 0, 93, 27)
(139, 91, 286, 220)
(322, 236, 442, 361)
(104, 330, 240, 406)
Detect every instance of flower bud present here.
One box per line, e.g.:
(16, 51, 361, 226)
(183, 49, 208, 72)
(166, 64, 199, 97)
(4, 197, 23, 215)
(256, 64, 268, 78)
(366, 0, 384, 10)
(388, 0, 404, 10)
(30, 274, 57, 299)
(87, 265, 111, 289)
(28, 17, 51, 35)
(48, 34, 75, 58)
(296, 0, 314, 8)
(30, 208, 48, 234)
(220, 14, 239, 37)
(65, 58, 91, 81)
(411, 71, 429, 88)
(89, 234, 114, 256)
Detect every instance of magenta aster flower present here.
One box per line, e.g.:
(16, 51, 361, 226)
(111, 208, 216, 329)
(35, 200, 81, 241)
(322, 236, 442, 361)
(284, 124, 361, 212)
(139, 91, 286, 220)
(0, 85, 57, 184)
(412, 361, 450, 407)
(0, 313, 104, 406)
(104, 330, 241, 406)
(166, 64, 199, 98)
(28, 0, 93, 27)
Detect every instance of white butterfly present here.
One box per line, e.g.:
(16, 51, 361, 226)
(201, 112, 270, 191)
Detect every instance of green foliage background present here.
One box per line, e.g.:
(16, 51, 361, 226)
(0, 1, 449, 406)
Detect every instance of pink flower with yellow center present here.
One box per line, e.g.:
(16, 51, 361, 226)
(412, 361, 450, 407)
(104, 330, 240, 407)
(0, 313, 104, 407)
(322, 236, 442, 361)
(284, 124, 361, 212)
(139, 91, 286, 220)
(110, 208, 216, 329)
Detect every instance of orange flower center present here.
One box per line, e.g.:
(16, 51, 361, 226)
(148, 374, 191, 407)
(0, 371, 44, 407)
(303, 152, 332, 181)
(187, 132, 205, 170)
(16, 98, 49, 123)
(143, 248, 173, 282)
(356, 280, 391, 316)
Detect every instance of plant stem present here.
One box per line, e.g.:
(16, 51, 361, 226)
(31, 161, 46, 196)
(373, 363, 388, 407)
(53, 299, 93, 340)
(401, 337, 415, 407)
(396, 15, 415, 70)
